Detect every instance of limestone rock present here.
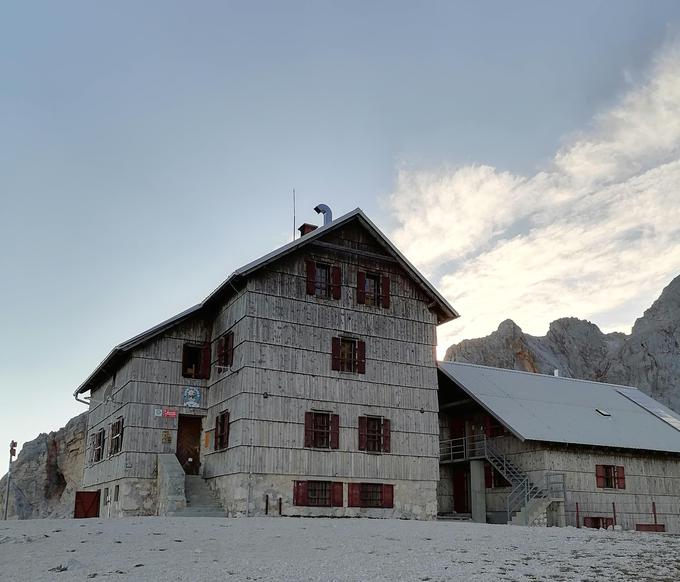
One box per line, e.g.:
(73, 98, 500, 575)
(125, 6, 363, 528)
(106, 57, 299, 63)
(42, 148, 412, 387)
(0, 412, 87, 519)
(445, 275, 680, 413)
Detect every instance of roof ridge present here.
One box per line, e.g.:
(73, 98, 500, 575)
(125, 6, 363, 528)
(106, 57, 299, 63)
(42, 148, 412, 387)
(438, 360, 640, 391)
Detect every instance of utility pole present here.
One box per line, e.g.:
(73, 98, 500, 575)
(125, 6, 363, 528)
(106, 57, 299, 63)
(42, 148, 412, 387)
(3, 440, 16, 520)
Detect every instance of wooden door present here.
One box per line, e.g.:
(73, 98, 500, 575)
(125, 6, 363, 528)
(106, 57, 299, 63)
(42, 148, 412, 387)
(452, 466, 470, 513)
(176, 415, 202, 475)
(74, 490, 100, 518)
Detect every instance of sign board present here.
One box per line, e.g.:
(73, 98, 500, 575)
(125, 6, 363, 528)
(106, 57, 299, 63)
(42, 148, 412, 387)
(162, 409, 177, 418)
(161, 430, 173, 444)
(154, 408, 163, 417)
(183, 386, 202, 408)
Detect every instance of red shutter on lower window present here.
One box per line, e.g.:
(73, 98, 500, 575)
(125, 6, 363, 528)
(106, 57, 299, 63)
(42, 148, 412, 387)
(293, 481, 308, 506)
(358, 416, 367, 450)
(484, 464, 493, 488)
(330, 414, 340, 449)
(616, 466, 626, 489)
(381, 276, 390, 309)
(357, 271, 366, 304)
(382, 418, 391, 453)
(331, 482, 343, 507)
(595, 465, 606, 488)
(348, 483, 361, 507)
(200, 342, 211, 379)
(357, 340, 366, 374)
(331, 266, 342, 300)
(583, 516, 594, 528)
(331, 337, 341, 371)
(304, 412, 314, 447)
(382, 484, 394, 508)
(305, 260, 316, 295)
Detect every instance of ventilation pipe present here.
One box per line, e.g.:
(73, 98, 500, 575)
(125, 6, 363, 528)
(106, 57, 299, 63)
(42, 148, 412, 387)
(314, 204, 333, 225)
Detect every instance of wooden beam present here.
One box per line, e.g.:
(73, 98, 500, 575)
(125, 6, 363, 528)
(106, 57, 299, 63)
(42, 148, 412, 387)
(310, 241, 397, 263)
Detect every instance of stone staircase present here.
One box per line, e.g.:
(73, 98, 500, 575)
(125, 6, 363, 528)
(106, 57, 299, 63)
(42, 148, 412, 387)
(173, 475, 227, 518)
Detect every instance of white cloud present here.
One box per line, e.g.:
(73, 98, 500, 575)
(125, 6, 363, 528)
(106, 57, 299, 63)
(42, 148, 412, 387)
(388, 41, 680, 354)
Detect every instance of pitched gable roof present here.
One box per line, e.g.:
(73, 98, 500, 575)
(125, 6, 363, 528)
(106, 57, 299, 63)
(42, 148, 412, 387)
(438, 361, 680, 454)
(75, 208, 458, 397)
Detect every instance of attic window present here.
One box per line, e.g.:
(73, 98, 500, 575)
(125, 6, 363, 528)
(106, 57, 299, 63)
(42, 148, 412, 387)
(595, 408, 611, 417)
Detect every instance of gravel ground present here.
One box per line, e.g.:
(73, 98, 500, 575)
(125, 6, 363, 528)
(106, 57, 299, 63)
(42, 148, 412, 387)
(1, 517, 679, 581)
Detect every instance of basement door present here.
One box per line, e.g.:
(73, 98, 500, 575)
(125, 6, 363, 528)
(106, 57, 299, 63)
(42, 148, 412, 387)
(452, 465, 470, 514)
(74, 490, 100, 518)
(176, 415, 202, 475)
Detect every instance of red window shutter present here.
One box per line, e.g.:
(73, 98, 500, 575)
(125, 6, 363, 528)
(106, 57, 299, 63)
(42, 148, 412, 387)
(331, 266, 342, 300)
(450, 417, 465, 439)
(382, 418, 391, 453)
(200, 342, 211, 379)
(226, 331, 234, 367)
(331, 337, 341, 371)
(305, 260, 316, 295)
(348, 483, 361, 507)
(382, 484, 394, 508)
(304, 412, 314, 448)
(357, 271, 366, 304)
(616, 466, 626, 489)
(595, 465, 606, 488)
(484, 464, 493, 488)
(358, 416, 367, 450)
(331, 482, 343, 507)
(293, 481, 308, 506)
(381, 276, 390, 309)
(214, 415, 220, 449)
(583, 516, 594, 528)
(224, 410, 230, 448)
(357, 340, 366, 374)
(330, 414, 340, 449)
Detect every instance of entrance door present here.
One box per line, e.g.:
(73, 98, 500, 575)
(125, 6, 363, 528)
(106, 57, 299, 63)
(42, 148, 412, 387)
(452, 465, 470, 513)
(74, 490, 100, 518)
(176, 415, 202, 475)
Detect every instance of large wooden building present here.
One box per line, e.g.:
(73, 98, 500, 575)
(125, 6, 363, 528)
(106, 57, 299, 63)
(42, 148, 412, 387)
(74, 208, 458, 519)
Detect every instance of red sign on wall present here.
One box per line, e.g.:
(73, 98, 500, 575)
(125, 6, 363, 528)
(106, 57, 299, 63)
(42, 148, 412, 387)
(162, 409, 177, 418)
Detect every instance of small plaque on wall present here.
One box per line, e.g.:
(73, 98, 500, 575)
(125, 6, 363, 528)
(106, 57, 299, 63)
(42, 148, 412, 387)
(183, 386, 202, 408)
(161, 430, 172, 444)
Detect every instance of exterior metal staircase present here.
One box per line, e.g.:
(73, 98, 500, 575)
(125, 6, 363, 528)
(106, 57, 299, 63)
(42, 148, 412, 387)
(440, 435, 564, 526)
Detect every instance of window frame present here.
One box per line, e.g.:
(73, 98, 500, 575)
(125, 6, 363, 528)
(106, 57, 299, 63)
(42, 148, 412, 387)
(215, 410, 230, 451)
(596, 464, 625, 489)
(92, 428, 105, 463)
(109, 417, 124, 457)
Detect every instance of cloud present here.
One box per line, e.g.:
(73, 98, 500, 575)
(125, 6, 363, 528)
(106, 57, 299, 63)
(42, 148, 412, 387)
(388, 41, 680, 353)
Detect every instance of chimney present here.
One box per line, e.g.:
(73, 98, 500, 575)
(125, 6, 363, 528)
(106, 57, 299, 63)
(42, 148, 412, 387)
(554, 369, 559, 377)
(298, 223, 318, 237)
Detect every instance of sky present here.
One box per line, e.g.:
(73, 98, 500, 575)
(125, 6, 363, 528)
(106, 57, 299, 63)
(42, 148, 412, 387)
(2, 1, 680, 456)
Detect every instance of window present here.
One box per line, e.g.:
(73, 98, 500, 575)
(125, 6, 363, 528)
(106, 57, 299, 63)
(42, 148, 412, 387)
(358, 416, 390, 453)
(182, 343, 211, 379)
(113, 485, 119, 503)
(348, 483, 394, 508)
(109, 417, 124, 456)
(484, 462, 510, 488)
(596, 465, 625, 489)
(305, 260, 341, 300)
(217, 331, 235, 369)
(215, 410, 230, 450)
(293, 481, 343, 507)
(357, 271, 390, 308)
(331, 337, 366, 374)
(103, 488, 109, 505)
(92, 429, 105, 463)
(304, 412, 339, 449)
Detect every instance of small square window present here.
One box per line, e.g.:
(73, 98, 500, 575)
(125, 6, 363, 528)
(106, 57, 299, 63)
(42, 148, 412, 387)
(360, 483, 382, 508)
(182, 345, 202, 378)
(311, 412, 331, 448)
(364, 273, 381, 306)
(339, 339, 357, 373)
(365, 417, 382, 452)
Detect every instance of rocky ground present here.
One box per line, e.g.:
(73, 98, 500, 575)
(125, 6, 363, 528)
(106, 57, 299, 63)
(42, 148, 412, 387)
(1, 517, 679, 581)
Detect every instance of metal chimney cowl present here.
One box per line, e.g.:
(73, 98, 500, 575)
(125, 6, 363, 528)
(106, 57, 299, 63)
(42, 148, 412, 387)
(314, 204, 333, 225)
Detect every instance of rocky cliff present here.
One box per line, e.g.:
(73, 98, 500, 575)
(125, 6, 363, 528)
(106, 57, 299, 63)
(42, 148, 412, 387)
(445, 275, 680, 413)
(0, 412, 87, 519)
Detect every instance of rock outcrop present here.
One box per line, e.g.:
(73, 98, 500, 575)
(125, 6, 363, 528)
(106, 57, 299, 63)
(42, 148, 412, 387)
(0, 412, 87, 519)
(445, 275, 680, 413)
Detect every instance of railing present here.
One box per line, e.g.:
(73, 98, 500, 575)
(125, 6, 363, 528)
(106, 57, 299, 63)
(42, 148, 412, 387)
(439, 435, 487, 463)
(506, 478, 545, 524)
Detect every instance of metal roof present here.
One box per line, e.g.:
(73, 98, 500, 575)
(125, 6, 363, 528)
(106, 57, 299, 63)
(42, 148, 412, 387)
(438, 361, 680, 454)
(75, 208, 458, 396)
